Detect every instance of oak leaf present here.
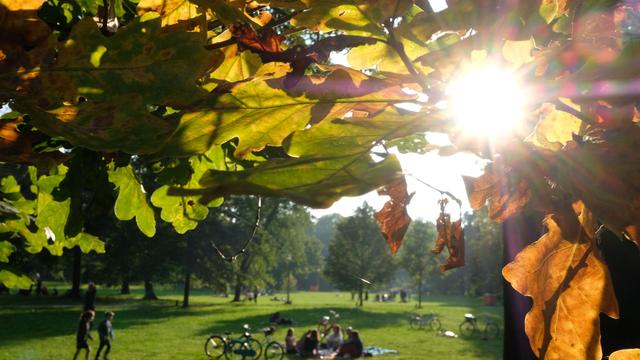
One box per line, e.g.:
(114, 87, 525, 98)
(503, 203, 619, 359)
(463, 166, 531, 222)
(610, 349, 640, 360)
(374, 177, 413, 254)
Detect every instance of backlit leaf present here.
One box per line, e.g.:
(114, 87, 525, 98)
(151, 147, 225, 234)
(107, 163, 157, 237)
(0, 241, 15, 262)
(374, 176, 413, 254)
(526, 102, 585, 151)
(193, 153, 403, 208)
(137, 0, 206, 30)
(0, 269, 32, 289)
(503, 203, 618, 360)
(610, 349, 640, 360)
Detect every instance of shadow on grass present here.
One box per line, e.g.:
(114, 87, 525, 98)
(0, 295, 224, 347)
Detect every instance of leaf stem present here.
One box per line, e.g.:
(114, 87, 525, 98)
(552, 100, 597, 127)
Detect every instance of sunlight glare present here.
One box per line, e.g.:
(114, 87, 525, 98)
(447, 66, 527, 137)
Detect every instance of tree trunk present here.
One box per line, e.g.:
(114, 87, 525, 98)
(68, 246, 82, 298)
(358, 285, 363, 307)
(351, 292, 355, 300)
(182, 270, 191, 307)
(418, 270, 423, 309)
(182, 238, 193, 308)
(232, 282, 242, 302)
(232, 253, 252, 302)
(143, 279, 158, 300)
(120, 279, 130, 294)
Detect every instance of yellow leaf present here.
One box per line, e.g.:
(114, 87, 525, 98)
(503, 203, 619, 359)
(502, 38, 534, 68)
(526, 101, 584, 151)
(610, 349, 640, 360)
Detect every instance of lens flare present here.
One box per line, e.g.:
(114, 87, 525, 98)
(447, 67, 527, 137)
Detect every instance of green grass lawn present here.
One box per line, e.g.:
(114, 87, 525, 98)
(0, 285, 503, 360)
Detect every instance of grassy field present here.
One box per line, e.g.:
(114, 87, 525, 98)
(0, 285, 503, 360)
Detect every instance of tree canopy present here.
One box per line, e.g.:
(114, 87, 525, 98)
(2, 0, 640, 358)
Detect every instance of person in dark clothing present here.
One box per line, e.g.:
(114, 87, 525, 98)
(300, 330, 320, 358)
(73, 311, 95, 360)
(84, 282, 97, 312)
(337, 330, 363, 358)
(95, 312, 115, 360)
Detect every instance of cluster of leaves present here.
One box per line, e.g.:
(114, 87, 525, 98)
(2, 0, 640, 358)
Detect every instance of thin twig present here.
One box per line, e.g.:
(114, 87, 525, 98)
(552, 100, 597, 127)
(404, 173, 463, 207)
(211, 196, 262, 262)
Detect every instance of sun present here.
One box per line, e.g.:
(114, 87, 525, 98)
(447, 66, 528, 137)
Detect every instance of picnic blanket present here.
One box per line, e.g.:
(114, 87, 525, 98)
(363, 346, 399, 356)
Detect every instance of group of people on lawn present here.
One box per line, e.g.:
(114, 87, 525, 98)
(285, 325, 363, 359)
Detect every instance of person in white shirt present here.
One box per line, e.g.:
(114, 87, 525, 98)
(324, 325, 343, 351)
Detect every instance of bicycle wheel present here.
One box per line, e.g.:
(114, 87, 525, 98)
(227, 340, 260, 360)
(428, 318, 442, 332)
(264, 341, 284, 360)
(205, 335, 226, 359)
(459, 321, 476, 337)
(483, 322, 500, 340)
(409, 318, 422, 330)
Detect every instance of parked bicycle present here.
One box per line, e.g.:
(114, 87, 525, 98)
(317, 310, 340, 336)
(409, 312, 442, 331)
(458, 313, 500, 340)
(260, 326, 285, 360)
(204, 324, 262, 360)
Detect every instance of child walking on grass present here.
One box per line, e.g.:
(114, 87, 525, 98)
(73, 310, 95, 360)
(95, 311, 115, 360)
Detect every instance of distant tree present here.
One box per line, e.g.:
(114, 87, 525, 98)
(324, 203, 396, 306)
(462, 208, 502, 296)
(397, 220, 439, 308)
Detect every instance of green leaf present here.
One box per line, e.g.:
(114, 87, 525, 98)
(66, 232, 105, 254)
(539, 0, 566, 24)
(290, 0, 413, 38)
(151, 147, 225, 234)
(0, 269, 32, 289)
(34, 169, 70, 242)
(193, 153, 403, 208)
(284, 108, 427, 157)
(107, 163, 157, 237)
(21, 16, 220, 154)
(209, 48, 263, 83)
(0, 241, 16, 262)
(0, 176, 20, 195)
(158, 70, 415, 158)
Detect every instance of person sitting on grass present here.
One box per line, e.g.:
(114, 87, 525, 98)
(285, 328, 297, 354)
(95, 311, 115, 360)
(300, 329, 320, 358)
(73, 311, 95, 360)
(323, 325, 343, 351)
(336, 330, 363, 358)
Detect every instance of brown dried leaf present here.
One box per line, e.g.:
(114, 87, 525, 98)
(440, 219, 464, 271)
(374, 176, 413, 254)
(230, 23, 283, 53)
(463, 167, 531, 222)
(503, 202, 619, 359)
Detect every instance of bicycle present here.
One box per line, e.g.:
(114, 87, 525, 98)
(317, 310, 340, 336)
(458, 313, 500, 340)
(204, 324, 262, 360)
(409, 312, 442, 331)
(260, 326, 285, 360)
